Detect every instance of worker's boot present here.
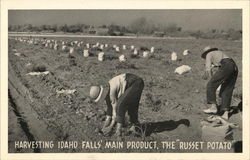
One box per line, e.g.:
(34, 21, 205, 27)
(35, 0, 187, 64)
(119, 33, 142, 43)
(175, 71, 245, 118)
(203, 104, 218, 114)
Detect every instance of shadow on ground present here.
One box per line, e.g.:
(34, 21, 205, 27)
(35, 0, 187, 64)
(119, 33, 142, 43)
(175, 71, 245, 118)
(140, 119, 190, 136)
(216, 101, 242, 118)
(229, 101, 242, 118)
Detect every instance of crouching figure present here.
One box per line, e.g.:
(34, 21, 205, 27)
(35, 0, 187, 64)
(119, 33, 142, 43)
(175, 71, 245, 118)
(89, 73, 144, 137)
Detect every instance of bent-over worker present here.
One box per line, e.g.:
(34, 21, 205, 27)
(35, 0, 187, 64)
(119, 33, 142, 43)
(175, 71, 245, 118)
(201, 46, 238, 119)
(89, 73, 144, 137)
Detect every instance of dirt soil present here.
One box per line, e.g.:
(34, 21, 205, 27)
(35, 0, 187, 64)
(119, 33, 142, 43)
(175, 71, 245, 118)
(8, 36, 242, 153)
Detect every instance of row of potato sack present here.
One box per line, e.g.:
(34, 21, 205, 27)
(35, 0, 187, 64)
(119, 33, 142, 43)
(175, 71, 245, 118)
(12, 37, 192, 74)
(12, 37, 191, 61)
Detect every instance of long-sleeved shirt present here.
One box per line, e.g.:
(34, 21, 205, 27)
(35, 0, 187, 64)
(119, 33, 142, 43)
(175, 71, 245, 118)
(106, 74, 127, 119)
(109, 74, 127, 101)
(205, 50, 230, 71)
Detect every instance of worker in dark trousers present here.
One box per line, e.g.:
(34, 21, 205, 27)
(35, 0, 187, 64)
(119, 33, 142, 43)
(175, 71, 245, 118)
(89, 73, 144, 137)
(201, 46, 238, 119)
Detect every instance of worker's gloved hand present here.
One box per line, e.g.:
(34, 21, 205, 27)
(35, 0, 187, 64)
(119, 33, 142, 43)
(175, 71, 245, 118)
(202, 71, 210, 80)
(102, 126, 113, 136)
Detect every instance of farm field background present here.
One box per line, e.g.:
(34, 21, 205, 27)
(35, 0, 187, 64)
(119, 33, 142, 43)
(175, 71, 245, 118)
(8, 35, 242, 153)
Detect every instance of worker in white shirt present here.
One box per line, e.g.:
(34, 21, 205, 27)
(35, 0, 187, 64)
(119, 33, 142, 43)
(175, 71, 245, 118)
(201, 46, 238, 119)
(89, 73, 144, 137)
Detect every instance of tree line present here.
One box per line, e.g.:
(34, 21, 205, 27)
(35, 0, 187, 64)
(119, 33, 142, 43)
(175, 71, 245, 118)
(8, 17, 242, 40)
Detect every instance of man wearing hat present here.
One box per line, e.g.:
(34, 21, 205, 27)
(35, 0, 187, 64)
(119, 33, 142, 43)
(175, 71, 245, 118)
(201, 46, 238, 119)
(89, 73, 144, 137)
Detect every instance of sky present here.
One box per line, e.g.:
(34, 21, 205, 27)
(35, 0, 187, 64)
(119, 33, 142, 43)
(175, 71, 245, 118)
(8, 10, 242, 31)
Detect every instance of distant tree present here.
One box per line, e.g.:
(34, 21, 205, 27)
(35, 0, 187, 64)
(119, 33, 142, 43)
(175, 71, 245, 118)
(164, 23, 179, 33)
(27, 24, 33, 31)
(190, 30, 202, 39)
(177, 27, 182, 32)
(143, 21, 156, 34)
(39, 25, 46, 31)
(51, 24, 58, 32)
(109, 23, 120, 31)
(8, 25, 13, 31)
(84, 25, 90, 29)
(67, 24, 83, 33)
(32, 26, 41, 32)
(130, 17, 147, 35)
(15, 25, 22, 31)
(58, 25, 64, 32)
(75, 23, 84, 32)
(211, 29, 217, 34)
(120, 26, 131, 33)
(59, 24, 68, 32)
(100, 24, 107, 28)
(45, 25, 51, 30)
(107, 23, 119, 35)
(227, 28, 242, 40)
(20, 24, 33, 32)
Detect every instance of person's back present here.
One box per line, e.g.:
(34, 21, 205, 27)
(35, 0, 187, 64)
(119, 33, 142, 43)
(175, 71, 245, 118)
(108, 74, 127, 99)
(211, 50, 229, 64)
(206, 50, 230, 70)
(89, 73, 144, 137)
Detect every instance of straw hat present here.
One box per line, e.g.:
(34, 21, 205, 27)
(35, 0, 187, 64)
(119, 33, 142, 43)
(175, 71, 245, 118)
(201, 46, 218, 59)
(89, 85, 109, 103)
